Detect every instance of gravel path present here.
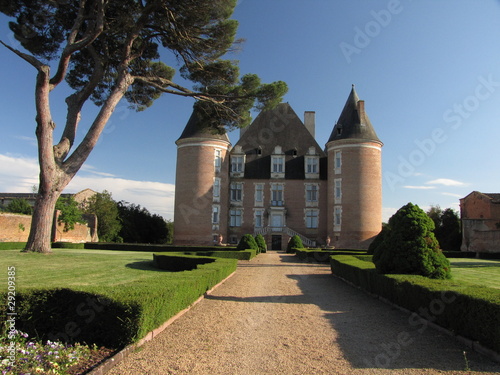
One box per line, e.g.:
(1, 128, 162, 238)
(107, 252, 500, 375)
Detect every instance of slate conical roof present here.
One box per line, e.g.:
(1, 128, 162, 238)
(177, 108, 230, 143)
(327, 85, 381, 144)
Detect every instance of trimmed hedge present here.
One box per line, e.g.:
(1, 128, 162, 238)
(442, 251, 476, 258)
(153, 254, 215, 271)
(0, 242, 26, 250)
(84, 242, 238, 252)
(182, 250, 257, 260)
(0, 256, 237, 349)
(52, 242, 85, 249)
(286, 235, 303, 253)
(477, 252, 500, 260)
(330, 255, 500, 353)
(295, 248, 368, 262)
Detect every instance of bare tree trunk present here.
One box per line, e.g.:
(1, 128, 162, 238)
(24, 189, 61, 253)
(23, 65, 130, 253)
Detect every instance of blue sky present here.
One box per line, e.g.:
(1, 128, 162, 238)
(1, 0, 500, 222)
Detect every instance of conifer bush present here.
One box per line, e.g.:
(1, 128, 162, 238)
(237, 234, 259, 252)
(372, 203, 451, 279)
(254, 234, 267, 253)
(286, 235, 303, 253)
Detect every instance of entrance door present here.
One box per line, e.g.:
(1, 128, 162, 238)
(272, 235, 282, 250)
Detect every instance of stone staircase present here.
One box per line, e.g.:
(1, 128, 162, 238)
(254, 226, 316, 247)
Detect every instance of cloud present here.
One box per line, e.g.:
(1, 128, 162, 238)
(426, 178, 466, 187)
(0, 153, 175, 220)
(403, 185, 436, 190)
(0, 154, 39, 191)
(441, 192, 463, 198)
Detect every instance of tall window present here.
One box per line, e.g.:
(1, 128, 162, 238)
(306, 210, 319, 228)
(334, 179, 342, 203)
(231, 156, 244, 173)
(334, 206, 342, 226)
(335, 150, 342, 174)
(254, 210, 264, 228)
(272, 156, 285, 173)
(271, 184, 284, 206)
(212, 205, 220, 224)
(214, 149, 222, 172)
(306, 184, 318, 202)
(255, 183, 264, 205)
(230, 182, 243, 202)
(213, 178, 221, 200)
(230, 209, 242, 227)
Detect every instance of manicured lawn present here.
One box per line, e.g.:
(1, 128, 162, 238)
(0, 249, 176, 290)
(0, 249, 234, 290)
(449, 258, 500, 290)
(0, 248, 237, 349)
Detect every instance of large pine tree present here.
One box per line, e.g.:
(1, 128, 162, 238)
(0, 0, 287, 252)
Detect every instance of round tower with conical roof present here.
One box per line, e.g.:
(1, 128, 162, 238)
(173, 109, 231, 245)
(326, 86, 383, 249)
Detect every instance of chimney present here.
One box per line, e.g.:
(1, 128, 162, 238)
(304, 111, 315, 138)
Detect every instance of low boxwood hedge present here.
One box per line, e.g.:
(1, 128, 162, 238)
(0, 255, 237, 349)
(182, 250, 257, 260)
(441, 251, 476, 258)
(0, 242, 26, 250)
(330, 255, 500, 354)
(52, 242, 85, 249)
(295, 248, 368, 262)
(84, 243, 238, 252)
(153, 253, 215, 271)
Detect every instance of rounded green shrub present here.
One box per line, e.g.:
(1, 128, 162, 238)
(254, 234, 267, 253)
(286, 235, 303, 253)
(367, 225, 389, 255)
(372, 202, 451, 279)
(237, 234, 259, 252)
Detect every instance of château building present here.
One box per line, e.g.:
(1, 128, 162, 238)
(173, 86, 383, 250)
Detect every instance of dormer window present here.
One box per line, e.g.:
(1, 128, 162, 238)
(271, 145, 285, 178)
(256, 147, 262, 156)
(272, 156, 284, 173)
(230, 145, 245, 176)
(306, 157, 318, 174)
(231, 156, 244, 173)
(305, 146, 319, 179)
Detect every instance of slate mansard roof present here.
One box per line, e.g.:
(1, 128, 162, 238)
(328, 85, 382, 144)
(233, 103, 327, 180)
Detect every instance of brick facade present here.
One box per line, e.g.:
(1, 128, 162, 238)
(460, 191, 500, 252)
(174, 87, 383, 249)
(0, 212, 95, 243)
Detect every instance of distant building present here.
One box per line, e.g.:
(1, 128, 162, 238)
(0, 188, 96, 208)
(173, 86, 383, 250)
(460, 191, 500, 252)
(0, 189, 98, 243)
